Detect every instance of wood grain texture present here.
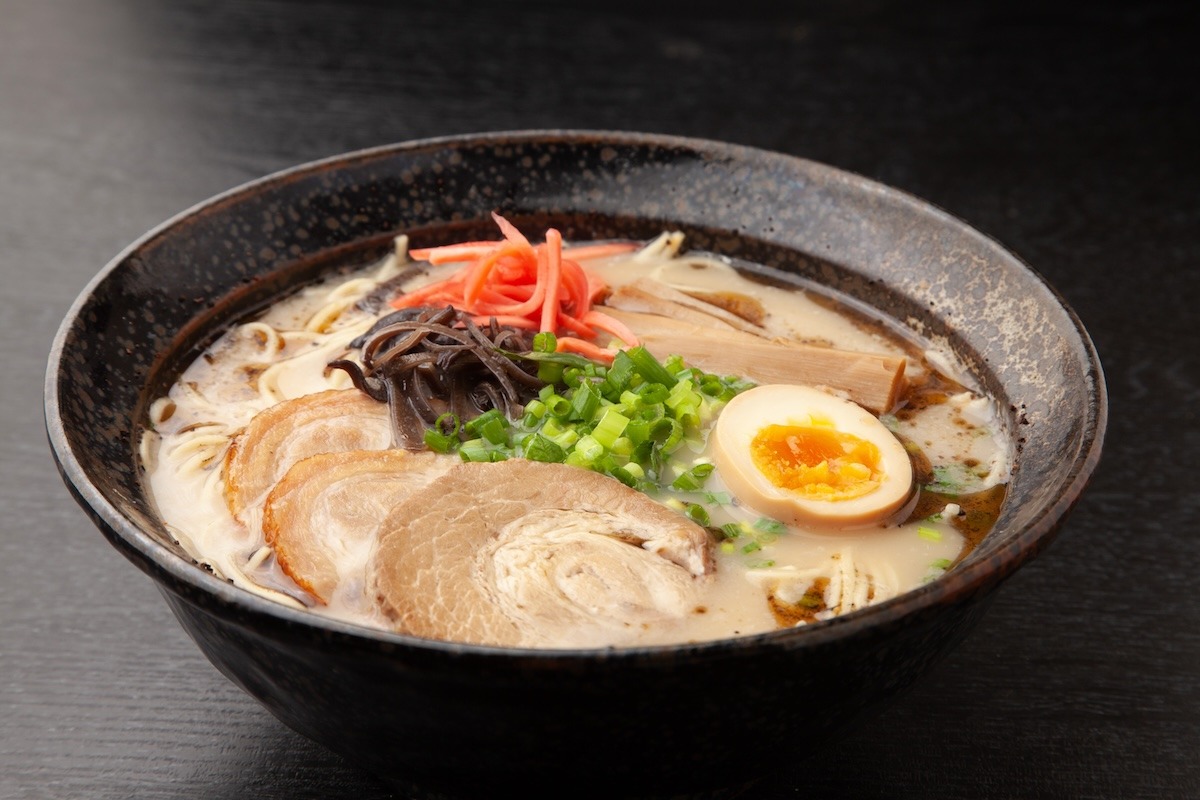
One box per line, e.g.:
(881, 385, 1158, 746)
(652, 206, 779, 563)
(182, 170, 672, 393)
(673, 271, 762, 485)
(3, 0, 1196, 798)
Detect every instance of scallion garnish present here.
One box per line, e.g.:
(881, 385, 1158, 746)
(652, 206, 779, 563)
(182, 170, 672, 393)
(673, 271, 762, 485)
(523, 433, 566, 463)
(684, 503, 710, 526)
(603, 350, 635, 395)
(719, 522, 746, 541)
(922, 557, 954, 583)
(753, 518, 787, 535)
(477, 415, 509, 446)
(926, 465, 963, 496)
(426, 343, 753, 495)
(569, 381, 601, 422)
(423, 428, 458, 454)
(459, 438, 507, 462)
(671, 463, 715, 491)
(918, 526, 943, 542)
(627, 346, 678, 387)
(591, 407, 629, 447)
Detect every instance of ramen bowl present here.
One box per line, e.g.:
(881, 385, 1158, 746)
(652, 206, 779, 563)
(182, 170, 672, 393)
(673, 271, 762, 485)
(46, 131, 1105, 798)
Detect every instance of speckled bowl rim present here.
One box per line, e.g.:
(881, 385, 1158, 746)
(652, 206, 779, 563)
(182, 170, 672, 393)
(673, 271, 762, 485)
(46, 129, 1108, 662)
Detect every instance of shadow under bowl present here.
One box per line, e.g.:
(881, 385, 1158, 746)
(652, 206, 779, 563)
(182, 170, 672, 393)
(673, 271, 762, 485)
(45, 131, 1106, 798)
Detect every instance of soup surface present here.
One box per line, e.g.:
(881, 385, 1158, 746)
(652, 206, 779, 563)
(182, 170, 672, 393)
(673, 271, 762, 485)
(142, 227, 1009, 648)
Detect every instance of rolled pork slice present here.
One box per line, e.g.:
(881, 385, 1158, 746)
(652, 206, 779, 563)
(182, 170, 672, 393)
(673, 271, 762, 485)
(263, 449, 454, 604)
(372, 460, 715, 648)
(224, 389, 392, 521)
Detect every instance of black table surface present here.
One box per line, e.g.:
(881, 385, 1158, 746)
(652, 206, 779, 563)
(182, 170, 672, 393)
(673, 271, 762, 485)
(3, 1, 1196, 798)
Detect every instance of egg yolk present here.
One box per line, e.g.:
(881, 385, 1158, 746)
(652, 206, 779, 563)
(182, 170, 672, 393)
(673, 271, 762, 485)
(750, 424, 882, 501)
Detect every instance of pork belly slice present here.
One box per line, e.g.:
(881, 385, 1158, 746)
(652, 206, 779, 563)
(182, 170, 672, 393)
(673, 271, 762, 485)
(224, 389, 391, 521)
(371, 460, 715, 648)
(263, 449, 453, 604)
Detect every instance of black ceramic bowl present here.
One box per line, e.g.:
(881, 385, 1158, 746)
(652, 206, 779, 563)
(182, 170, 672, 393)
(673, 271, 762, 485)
(46, 131, 1105, 798)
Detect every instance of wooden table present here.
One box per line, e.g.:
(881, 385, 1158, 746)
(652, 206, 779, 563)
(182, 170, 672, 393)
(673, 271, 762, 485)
(4, 1, 1196, 797)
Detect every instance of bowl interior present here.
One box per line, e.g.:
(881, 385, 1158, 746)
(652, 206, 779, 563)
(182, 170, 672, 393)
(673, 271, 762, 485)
(47, 130, 1106, 645)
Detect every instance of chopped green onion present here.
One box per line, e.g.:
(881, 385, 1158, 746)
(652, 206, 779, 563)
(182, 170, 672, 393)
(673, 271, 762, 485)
(423, 428, 458, 454)
(427, 345, 757, 497)
(618, 389, 643, 411)
(931, 558, 953, 570)
(574, 435, 604, 463)
(603, 350, 635, 395)
(538, 417, 578, 448)
(591, 407, 629, 447)
(434, 412, 461, 437)
(564, 449, 592, 468)
(647, 417, 682, 451)
(543, 393, 571, 418)
(477, 415, 509, 446)
(918, 526, 943, 542)
(742, 541, 763, 554)
(630, 439, 655, 465)
(562, 367, 584, 388)
(570, 381, 601, 422)
(755, 531, 780, 546)
(464, 408, 504, 437)
(674, 405, 700, 432)
(523, 399, 547, 421)
(671, 463, 715, 491)
(609, 465, 639, 488)
(523, 434, 566, 463)
(684, 503, 710, 526)
(608, 436, 634, 457)
(753, 518, 787, 535)
(926, 465, 962, 495)
(637, 382, 670, 405)
(719, 522, 745, 541)
(627, 346, 678, 387)
(637, 401, 666, 423)
(424, 413, 463, 453)
(460, 438, 505, 462)
(665, 379, 698, 410)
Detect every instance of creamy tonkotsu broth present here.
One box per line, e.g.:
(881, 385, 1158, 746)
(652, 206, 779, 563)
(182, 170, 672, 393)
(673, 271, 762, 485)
(141, 229, 1010, 647)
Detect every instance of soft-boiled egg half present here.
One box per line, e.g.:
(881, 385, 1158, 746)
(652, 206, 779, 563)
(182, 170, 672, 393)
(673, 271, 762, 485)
(712, 384, 914, 529)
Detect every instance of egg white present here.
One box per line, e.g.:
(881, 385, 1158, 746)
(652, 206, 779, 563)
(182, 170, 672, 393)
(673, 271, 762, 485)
(712, 384, 914, 530)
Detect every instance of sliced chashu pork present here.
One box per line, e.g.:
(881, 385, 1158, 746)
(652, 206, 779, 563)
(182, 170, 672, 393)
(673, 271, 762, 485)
(224, 389, 392, 521)
(371, 460, 715, 649)
(263, 449, 454, 604)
